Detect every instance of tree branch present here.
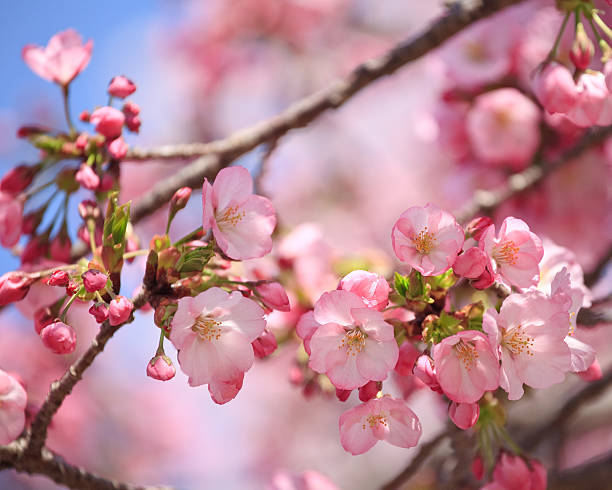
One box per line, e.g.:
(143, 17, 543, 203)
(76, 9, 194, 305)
(379, 430, 450, 490)
(126, 0, 528, 162)
(456, 125, 612, 224)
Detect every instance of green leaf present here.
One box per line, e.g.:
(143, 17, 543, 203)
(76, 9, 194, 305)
(394, 272, 410, 298)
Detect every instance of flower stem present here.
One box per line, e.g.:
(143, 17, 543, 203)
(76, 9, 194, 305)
(122, 249, 150, 259)
(59, 292, 79, 322)
(546, 11, 571, 62)
(61, 84, 76, 136)
(173, 226, 204, 246)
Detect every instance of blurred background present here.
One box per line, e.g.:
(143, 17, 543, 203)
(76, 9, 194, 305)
(0, 0, 610, 488)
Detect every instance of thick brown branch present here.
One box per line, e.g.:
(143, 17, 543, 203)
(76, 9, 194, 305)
(0, 442, 170, 490)
(380, 430, 450, 490)
(520, 368, 612, 449)
(455, 125, 612, 224)
(26, 289, 150, 456)
(126, 0, 527, 162)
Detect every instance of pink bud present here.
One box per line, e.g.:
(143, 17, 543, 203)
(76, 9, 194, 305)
(122, 101, 140, 116)
(465, 216, 493, 242)
(255, 282, 290, 312)
(75, 133, 89, 150)
(170, 187, 192, 214)
(569, 24, 594, 71)
(122, 102, 141, 133)
(99, 173, 114, 191)
(40, 320, 76, 355)
(21, 237, 48, 264)
(22, 210, 43, 235)
(338, 270, 390, 311)
(48, 270, 69, 287)
(578, 358, 602, 381)
(125, 114, 141, 133)
(335, 388, 351, 402)
(66, 280, 79, 296)
(413, 355, 442, 393)
(49, 235, 72, 263)
(89, 303, 109, 323)
(0, 165, 35, 194)
(358, 381, 379, 402)
(453, 247, 487, 279)
(471, 263, 495, 290)
(395, 342, 420, 376)
(75, 163, 100, 190)
(472, 456, 484, 480)
(81, 269, 108, 293)
(252, 330, 278, 359)
(107, 137, 128, 160)
(108, 76, 137, 98)
(532, 62, 579, 115)
(17, 125, 49, 138)
(79, 110, 90, 122)
(108, 295, 133, 326)
(34, 307, 54, 334)
(146, 354, 176, 381)
(448, 401, 480, 429)
(77, 199, 100, 220)
(89, 106, 125, 140)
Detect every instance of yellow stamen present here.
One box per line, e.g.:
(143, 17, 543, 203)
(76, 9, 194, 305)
(412, 226, 437, 254)
(339, 329, 367, 356)
(493, 240, 519, 266)
(217, 204, 246, 228)
(191, 315, 222, 342)
(503, 325, 534, 356)
(454, 340, 479, 371)
(362, 413, 388, 430)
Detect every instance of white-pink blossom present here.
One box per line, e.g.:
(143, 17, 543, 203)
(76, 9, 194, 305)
(392, 203, 464, 276)
(203, 166, 276, 260)
(169, 287, 266, 402)
(308, 290, 399, 390)
(339, 395, 421, 455)
(338, 270, 390, 311)
(0, 369, 27, 444)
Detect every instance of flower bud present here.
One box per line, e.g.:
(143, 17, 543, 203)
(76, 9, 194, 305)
(17, 125, 49, 138)
(465, 216, 493, 242)
(358, 381, 379, 402)
(0, 165, 35, 194)
(78, 199, 100, 220)
(21, 237, 48, 264)
(413, 355, 442, 393)
(471, 456, 484, 481)
(170, 187, 192, 215)
(49, 234, 72, 263)
(252, 330, 278, 359)
(255, 282, 290, 312)
(48, 270, 69, 287)
(108, 295, 133, 326)
(108, 76, 137, 98)
(40, 320, 76, 355)
(570, 23, 594, 71)
(0, 273, 33, 306)
(578, 358, 602, 381)
(107, 137, 128, 160)
(22, 209, 44, 235)
(122, 101, 141, 132)
(90, 106, 125, 140)
(146, 355, 176, 381)
(34, 307, 54, 334)
(79, 110, 90, 122)
(471, 263, 495, 290)
(89, 303, 109, 323)
(448, 401, 480, 429)
(75, 133, 89, 151)
(395, 342, 420, 376)
(335, 388, 351, 402)
(453, 247, 487, 279)
(81, 269, 108, 293)
(75, 163, 100, 190)
(65, 280, 79, 296)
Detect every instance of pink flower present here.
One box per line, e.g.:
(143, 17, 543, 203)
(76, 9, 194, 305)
(169, 187, 192, 215)
(480, 217, 543, 289)
(532, 62, 579, 114)
(75, 164, 100, 190)
(358, 380, 379, 402)
(208, 373, 244, 405)
(564, 72, 612, 128)
(0, 369, 27, 444)
(252, 329, 278, 358)
(448, 401, 479, 430)
(308, 290, 399, 390)
(338, 270, 390, 311)
(40, 320, 77, 355)
(202, 166, 276, 260)
(467, 88, 541, 170)
(22, 29, 92, 86)
(81, 269, 108, 293)
(339, 395, 421, 455)
(0, 165, 35, 195)
(433, 330, 499, 403)
(453, 247, 487, 279)
(146, 355, 176, 381)
(90, 106, 125, 140)
(169, 287, 266, 395)
(413, 355, 442, 393)
(465, 216, 493, 242)
(107, 137, 128, 159)
(392, 204, 464, 276)
(0, 272, 32, 306)
(483, 291, 571, 400)
(296, 310, 318, 355)
(483, 453, 547, 490)
(48, 270, 69, 287)
(108, 76, 136, 98)
(49, 235, 71, 263)
(108, 296, 133, 326)
(577, 358, 602, 381)
(0, 191, 23, 248)
(88, 303, 108, 323)
(270, 470, 338, 490)
(395, 342, 420, 377)
(255, 282, 290, 311)
(122, 101, 141, 133)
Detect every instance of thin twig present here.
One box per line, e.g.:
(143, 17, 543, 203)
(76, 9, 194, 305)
(380, 430, 450, 490)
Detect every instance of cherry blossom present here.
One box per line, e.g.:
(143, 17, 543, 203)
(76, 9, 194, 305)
(22, 29, 92, 86)
(202, 166, 276, 260)
(0, 191, 23, 248)
(308, 290, 399, 390)
(0, 369, 27, 444)
(433, 330, 499, 404)
(448, 401, 479, 430)
(90, 106, 125, 140)
(169, 287, 265, 401)
(392, 204, 464, 276)
(479, 217, 543, 289)
(339, 395, 421, 455)
(146, 355, 176, 381)
(483, 291, 571, 400)
(483, 453, 547, 490)
(338, 270, 390, 311)
(108, 76, 137, 98)
(533, 62, 578, 114)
